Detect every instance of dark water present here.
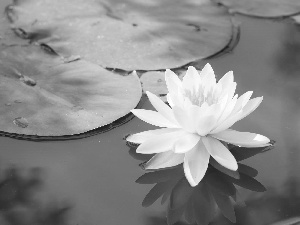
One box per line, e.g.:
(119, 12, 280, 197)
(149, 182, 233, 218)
(1, 11, 300, 225)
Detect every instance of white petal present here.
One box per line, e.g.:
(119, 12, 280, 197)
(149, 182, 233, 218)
(196, 115, 218, 136)
(131, 109, 178, 128)
(182, 66, 201, 92)
(145, 151, 184, 169)
(210, 111, 242, 134)
(223, 82, 237, 103)
(231, 91, 253, 115)
(211, 97, 263, 134)
(218, 70, 235, 93)
(237, 97, 263, 122)
(195, 103, 221, 136)
(146, 91, 178, 125)
(183, 140, 210, 187)
(218, 71, 234, 87)
(172, 106, 196, 133)
(166, 93, 174, 107)
(174, 133, 200, 153)
(126, 128, 181, 144)
(136, 130, 185, 154)
(165, 69, 182, 95)
(200, 63, 216, 94)
(211, 129, 271, 147)
(202, 136, 238, 171)
(217, 94, 238, 125)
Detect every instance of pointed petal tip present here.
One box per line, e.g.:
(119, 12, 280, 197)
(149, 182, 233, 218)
(202, 63, 214, 71)
(145, 90, 157, 99)
(126, 134, 134, 142)
(231, 162, 238, 171)
(204, 62, 212, 67)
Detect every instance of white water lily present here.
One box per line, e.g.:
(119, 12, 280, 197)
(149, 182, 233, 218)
(127, 64, 270, 187)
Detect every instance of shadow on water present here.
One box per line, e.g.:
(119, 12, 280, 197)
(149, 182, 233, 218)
(128, 142, 274, 225)
(0, 165, 72, 225)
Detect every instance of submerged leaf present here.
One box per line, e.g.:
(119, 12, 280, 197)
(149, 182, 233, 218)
(8, 0, 235, 70)
(0, 45, 142, 137)
(214, 0, 300, 18)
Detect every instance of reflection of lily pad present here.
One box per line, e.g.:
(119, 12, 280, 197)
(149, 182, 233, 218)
(8, 0, 234, 70)
(215, 0, 300, 18)
(0, 45, 142, 136)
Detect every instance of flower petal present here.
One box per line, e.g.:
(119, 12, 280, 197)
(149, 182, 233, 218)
(145, 150, 184, 170)
(210, 111, 242, 134)
(231, 91, 253, 115)
(217, 94, 238, 125)
(182, 66, 201, 92)
(183, 140, 210, 187)
(126, 128, 181, 144)
(174, 133, 200, 153)
(211, 129, 271, 147)
(200, 63, 216, 94)
(131, 109, 178, 128)
(218, 71, 234, 88)
(202, 136, 238, 171)
(237, 97, 263, 122)
(196, 115, 218, 136)
(146, 91, 178, 125)
(195, 103, 221, 136)
(136, 130, 185, 154)
(172, 106, 196, 133)
(165, 69, 182, 95)
(210, 96, 263, 134)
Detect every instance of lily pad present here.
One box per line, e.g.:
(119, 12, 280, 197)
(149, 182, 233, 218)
(140, 71, 167, 95)
(0, 45, 142, 136)
(0, 0, 28, 46)
(8, 0, 234, 70)
(214, 0, 300, 18)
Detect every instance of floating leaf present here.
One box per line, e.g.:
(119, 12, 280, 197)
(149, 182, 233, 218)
(8, 0, 235, 70)
(0, 0, 28, 46)
(140, 71, 167, 97)
(0, 45, 142, 137)
(214, 0, 300, 18)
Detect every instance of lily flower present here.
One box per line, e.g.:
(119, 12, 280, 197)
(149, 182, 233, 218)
(127, 64, 270, 187)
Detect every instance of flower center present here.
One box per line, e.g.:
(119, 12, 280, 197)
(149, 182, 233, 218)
(184, 86, 218, 107)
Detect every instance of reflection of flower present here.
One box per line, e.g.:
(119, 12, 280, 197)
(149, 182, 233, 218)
(127, 64, 270, 187)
